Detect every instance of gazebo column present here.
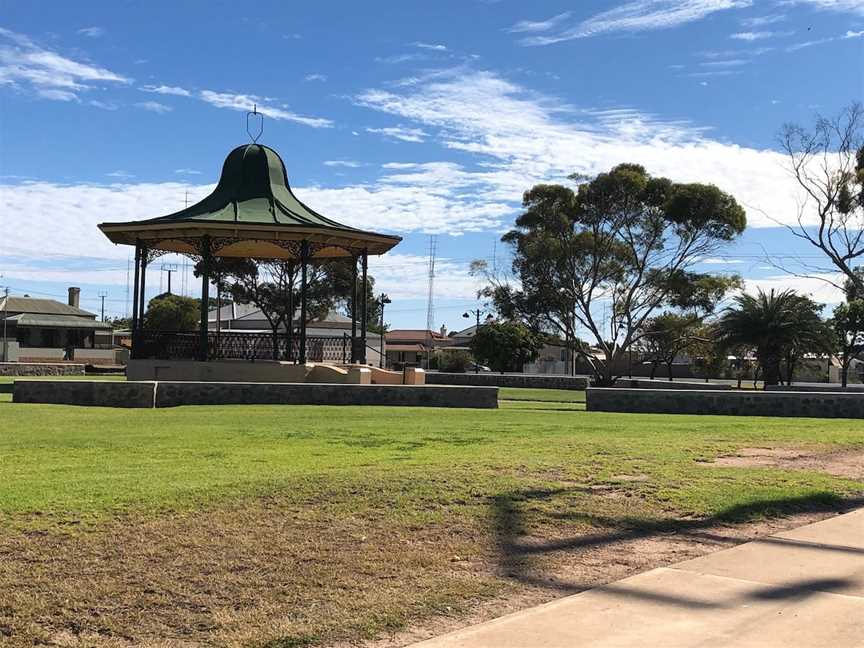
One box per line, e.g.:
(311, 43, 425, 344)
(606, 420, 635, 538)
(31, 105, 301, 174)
(131, 241, 142, 359)
(299, 240, 309, 364)
(198, 238, 211, 361)
(360, 249, 368, 364)
(350, 254, 358, 363)
(138, 244, 149, 342)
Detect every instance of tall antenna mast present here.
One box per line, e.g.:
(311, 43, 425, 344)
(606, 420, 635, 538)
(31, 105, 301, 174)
(426, 235, 437, 333)
(425, 235, 437, 368)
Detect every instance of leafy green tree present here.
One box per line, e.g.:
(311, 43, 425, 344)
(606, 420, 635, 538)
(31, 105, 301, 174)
(438, 350, 472, 373)
(639, 313, 700, 380)
(829, 299, 864, 387)
(469, 321, 545, 373)
(716, 289, 827, 386)
(143, 293, 200, 331)
(199, 258, 378, 360)
(477, 163, 746, 385)
(780, 295, 830, 385)
(686, 323, 728, 382)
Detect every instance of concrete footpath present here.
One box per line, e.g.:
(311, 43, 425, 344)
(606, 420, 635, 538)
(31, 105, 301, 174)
(412, 508, 864, 648)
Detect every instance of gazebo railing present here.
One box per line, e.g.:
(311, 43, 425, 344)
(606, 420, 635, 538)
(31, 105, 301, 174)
(134, 330, 351, 363)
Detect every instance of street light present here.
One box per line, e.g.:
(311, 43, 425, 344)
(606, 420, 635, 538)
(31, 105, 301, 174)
(379, 293, 391, 368)
(463, 308, 490, 373)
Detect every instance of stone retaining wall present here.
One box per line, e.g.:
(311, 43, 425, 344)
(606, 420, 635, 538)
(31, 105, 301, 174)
(426, 372, 588, 390)
(586, 387, 864, 419)
(13, 380, 156, 408)
(616, 379, 731, 390)
(13, 380, 497, 409)
(764, 384, 864, 392)
(0, 362, 85, 376)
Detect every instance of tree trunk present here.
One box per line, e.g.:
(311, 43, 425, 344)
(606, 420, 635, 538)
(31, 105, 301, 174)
(762, 355, 781, 386)
(594, 361, 616, 387)
(842, 351, 849, 388)
(666, 360, 674, 381)
(649, 362, 658, 380)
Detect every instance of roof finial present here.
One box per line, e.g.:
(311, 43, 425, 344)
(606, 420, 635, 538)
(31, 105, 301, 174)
(246, 104, 263, 144)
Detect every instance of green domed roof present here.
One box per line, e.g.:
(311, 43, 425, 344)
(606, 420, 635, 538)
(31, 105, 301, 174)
(149, 143, 357, 229)
(98, 143, 401, 259)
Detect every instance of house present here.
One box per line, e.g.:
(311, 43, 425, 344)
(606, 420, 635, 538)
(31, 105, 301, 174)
(384, 329, 452, 369)
(207, 302, 384, 366)
(0, 287, 117, 364)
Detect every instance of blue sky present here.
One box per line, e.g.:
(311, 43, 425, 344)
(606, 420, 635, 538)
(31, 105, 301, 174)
(1, 0, 862, 331)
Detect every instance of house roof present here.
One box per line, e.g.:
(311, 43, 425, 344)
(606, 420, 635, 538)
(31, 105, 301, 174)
(386, 329, 449, 342)
(208, 303, 352, 326)
(6, 313, 112, 329)
(0, 295, 96, 318)
(450, 324, 478, 338)
(386, 343, 426, 352)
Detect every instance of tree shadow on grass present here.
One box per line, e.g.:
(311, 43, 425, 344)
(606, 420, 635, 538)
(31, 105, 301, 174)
(490, 488, 864, 603)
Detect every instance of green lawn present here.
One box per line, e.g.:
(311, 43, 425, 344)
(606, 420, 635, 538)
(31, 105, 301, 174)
(4, 397, 862, 522)
(1, 386, 863, 646)
(498, 386, 585, 403)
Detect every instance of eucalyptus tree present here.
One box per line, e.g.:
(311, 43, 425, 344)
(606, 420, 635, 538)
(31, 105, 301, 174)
(776, 102, 864, 293)
(478, 163, 746, 385)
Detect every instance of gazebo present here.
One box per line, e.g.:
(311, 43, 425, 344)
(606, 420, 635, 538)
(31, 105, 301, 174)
(98, 140, 401, 365)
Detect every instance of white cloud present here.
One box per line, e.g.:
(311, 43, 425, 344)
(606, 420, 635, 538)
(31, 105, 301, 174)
(369, 254, 480, 300)
(412, 42, 448, 51)
(778, 0, 864, 16)
(355, 68, 821, 230)
(700, 58, 749, 66)
(77, 26, 105, 38)
(174, 168, 202, 175)
(740, 13, 787, 26)
(507, 12, 572, 33)
(375, 53, 425, 64)
(519, 0, 752, 45)
(36, 88, 78, 102)
(135, 100, 172, 114)
(744, 273, 846, 304)
(0, 67, 846, 297)
(786, 28, 864, 50)
(198, 90, 333, 128)
(365, 126, 428, 142)
(106, 170, 135, 179)
(0, 27, 129, 101)
(323, 160, 364, 168)
(140, 84, 191, 97)
(303, 73, 327, 82)
(89, 99, 119, 110)
(731, 31, 779, 40)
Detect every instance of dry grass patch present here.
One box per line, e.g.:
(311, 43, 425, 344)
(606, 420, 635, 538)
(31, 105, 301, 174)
(0, 498, 499, 647)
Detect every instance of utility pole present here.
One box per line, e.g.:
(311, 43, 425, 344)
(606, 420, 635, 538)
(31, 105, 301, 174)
(378, 293, 391, 368)
(161, 263, 178, 295)
(98, 291, 108, 321)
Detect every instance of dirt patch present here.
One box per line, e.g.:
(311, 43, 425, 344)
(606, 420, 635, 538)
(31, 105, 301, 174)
(703, 447, 864, 479)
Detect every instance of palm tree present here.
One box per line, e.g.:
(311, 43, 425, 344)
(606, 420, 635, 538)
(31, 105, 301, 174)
(716, 289, 826, 386)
